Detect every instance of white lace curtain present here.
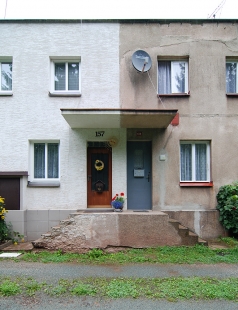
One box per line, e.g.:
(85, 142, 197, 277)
(158, 61, 186, 94)
(226, 62, 237, 93)
(180, 144, 207, 181)
(34, 143, 58, 178)
(55, 63, 79, 91)
(1, 63, 12, 91)
(158, 61, 171, 94)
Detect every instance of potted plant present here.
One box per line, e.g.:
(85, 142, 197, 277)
(111, 193, 125, 212)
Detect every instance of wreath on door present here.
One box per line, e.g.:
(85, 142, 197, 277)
(95, 159, 104, 171)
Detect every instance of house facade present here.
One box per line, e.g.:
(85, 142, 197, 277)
(1, 19, 238, 241)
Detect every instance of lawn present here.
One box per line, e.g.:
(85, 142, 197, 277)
(4, 237, 238, 264)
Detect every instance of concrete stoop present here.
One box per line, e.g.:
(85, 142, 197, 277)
(32, 210, 207, 253)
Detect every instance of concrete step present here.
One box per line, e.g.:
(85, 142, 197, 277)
(41, 232, 51, 238)
(60, 219, 73, 225)
(198, 237, 208, 246)
(76, 208, 114, 213)
(168, 219, 203, 246)
(168, 218, 180, 230)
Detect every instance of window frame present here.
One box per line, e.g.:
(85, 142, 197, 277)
(157, 57, 189, 96)
(180, 141, 212, 186)
(0, 57, 13, 96)
(29, 140, 60, 186)
(49, 57, 81, 97)
(226, 59, 238, 95)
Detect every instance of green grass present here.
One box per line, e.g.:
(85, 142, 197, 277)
(220, 237, 238, 247)
(1, 276, 238, 301)
(0, 279, 20, 296)
(1, 239, 238, 301)
(9, 243, 238, 264)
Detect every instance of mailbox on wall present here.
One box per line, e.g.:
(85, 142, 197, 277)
(134, 169, 145, 177)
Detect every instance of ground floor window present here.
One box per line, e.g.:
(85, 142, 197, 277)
(180, 141, 210, 182)
(30, 141, 59, 181)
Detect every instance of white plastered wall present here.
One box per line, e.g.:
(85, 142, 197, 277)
(0, 21, 121, 211)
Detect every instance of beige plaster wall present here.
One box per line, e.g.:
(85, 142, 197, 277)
(120, 21, 238, 212)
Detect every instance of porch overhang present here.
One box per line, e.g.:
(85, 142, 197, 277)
(60, 109, 178, 129)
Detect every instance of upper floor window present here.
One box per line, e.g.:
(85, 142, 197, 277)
(180, 141, 210, 182)
(29, 141, 60, 182)
(50, 58, 81, 96)
(0, 60, 12, 95)
(158, 59, 188, 95)
(226, 61, 238, 93)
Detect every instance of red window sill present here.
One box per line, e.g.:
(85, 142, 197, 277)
(180, 181, 213, 187)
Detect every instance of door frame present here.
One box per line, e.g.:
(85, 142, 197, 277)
(127, 140, 152, 210)
(87, 145, 112, 208)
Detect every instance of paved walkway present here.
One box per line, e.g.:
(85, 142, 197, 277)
(1, 260, 238, 280)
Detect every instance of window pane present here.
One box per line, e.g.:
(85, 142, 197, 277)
(158, 61, 171, 94)
(34, 143, 45, 178)
(226, 63, 236, 93)
(48, 143, 59, 178)
(180, 144, 192, 181)
(68, 63, 79, 90)
(1, 63, 12, 91)
(55, 63, 65, 90)
(195, 144, 207, 181)
(172, 62, 186, 93)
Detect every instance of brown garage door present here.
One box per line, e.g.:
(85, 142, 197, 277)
(0, 178, 20, 210)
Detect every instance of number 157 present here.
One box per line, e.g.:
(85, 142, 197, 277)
(95, 131, 105, 137)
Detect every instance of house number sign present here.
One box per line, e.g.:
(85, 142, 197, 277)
(95, 131, 105, 137)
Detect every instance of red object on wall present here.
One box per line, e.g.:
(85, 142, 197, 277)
(171, 113, 179, 126)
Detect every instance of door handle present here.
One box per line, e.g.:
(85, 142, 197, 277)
(87, 175, 91, 182)
(146, 172, 150, 182)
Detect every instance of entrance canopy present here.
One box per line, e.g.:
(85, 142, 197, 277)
(61, 109, 178, 128)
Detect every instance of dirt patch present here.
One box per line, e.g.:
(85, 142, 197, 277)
(208, 239, 231, 250)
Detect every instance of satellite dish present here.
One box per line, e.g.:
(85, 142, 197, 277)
(132, 50, 152, 73)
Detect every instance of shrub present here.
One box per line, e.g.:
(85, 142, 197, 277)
(0, 196, 11, 243)
(216, 182, 238, 235)
(0, 196, 23, 244)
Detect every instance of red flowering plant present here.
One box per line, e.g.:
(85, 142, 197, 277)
(111, 193, 125, 209)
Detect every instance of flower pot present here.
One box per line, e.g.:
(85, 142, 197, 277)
(111, 201, 124, 212)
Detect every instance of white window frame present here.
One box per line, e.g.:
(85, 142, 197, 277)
(0, 57, 13, 95)
(158, 59, 189, 95)
(29, 140, 60, 184)
(226, 60, 238, 94)
(49, 57, 81, 96)
(180, 141, 211, 182)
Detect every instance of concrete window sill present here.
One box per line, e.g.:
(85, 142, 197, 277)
(27, 181, 60, 187)
(49, 92, 81, 97)
(0, 92, 13, 96)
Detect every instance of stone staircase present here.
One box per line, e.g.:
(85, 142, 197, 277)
(168, 219, 207, 246)
(32, 210, 207, 253)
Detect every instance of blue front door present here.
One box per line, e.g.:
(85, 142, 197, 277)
(127, 141, 152, 210)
